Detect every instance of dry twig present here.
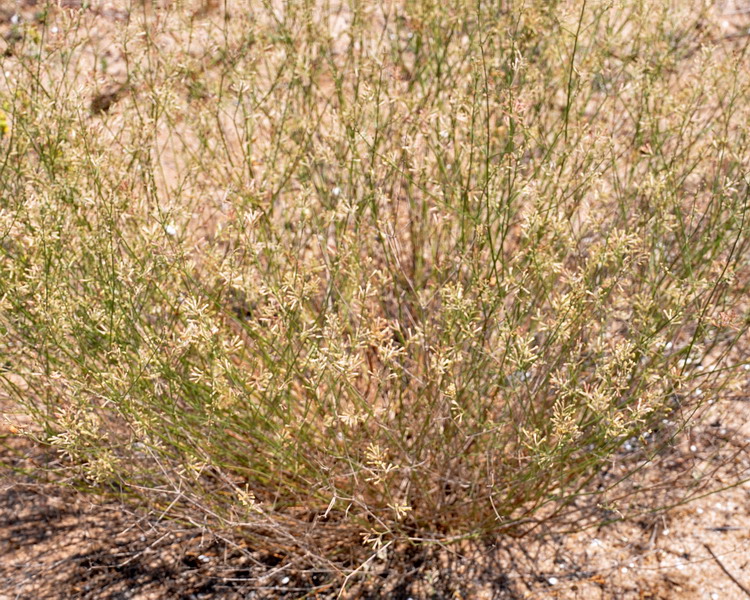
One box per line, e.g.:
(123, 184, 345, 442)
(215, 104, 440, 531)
(704, 543, 750, 598)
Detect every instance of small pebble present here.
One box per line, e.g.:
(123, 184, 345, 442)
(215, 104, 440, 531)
(165, 223, 177, 236)
(332, 187, 341, 196)
(690, 445, 698, 453)
(281, 576, 290, 585)
(547, 577, 559, 586)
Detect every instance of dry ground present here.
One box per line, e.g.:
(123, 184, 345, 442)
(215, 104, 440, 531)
(2, 398, 750, 599)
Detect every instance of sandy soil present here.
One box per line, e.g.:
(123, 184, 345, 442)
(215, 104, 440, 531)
(2, 402, 750, 599)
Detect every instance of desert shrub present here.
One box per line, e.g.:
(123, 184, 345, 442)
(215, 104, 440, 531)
(1, 0, 749, 562)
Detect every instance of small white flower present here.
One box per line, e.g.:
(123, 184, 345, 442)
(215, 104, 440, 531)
(10, 14, 19, 25)
(695, 388, 702, 397)
(165, 223, 177, 236)
(664, 342, 673, 351)
(50, 26, 59, 34)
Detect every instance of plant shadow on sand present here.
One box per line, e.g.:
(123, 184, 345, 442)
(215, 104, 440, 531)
(3, 412, 750, 599)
